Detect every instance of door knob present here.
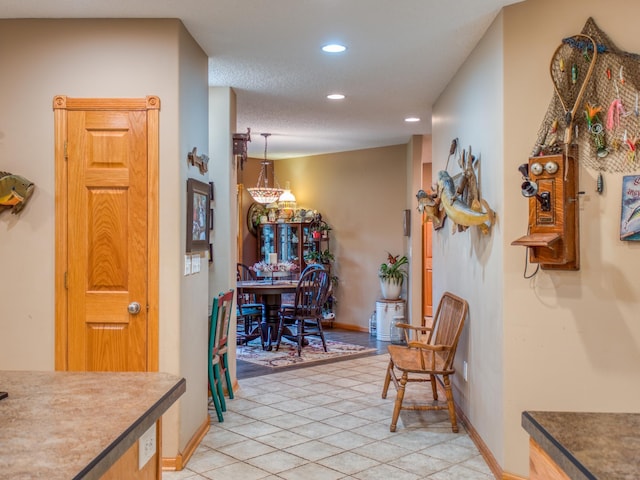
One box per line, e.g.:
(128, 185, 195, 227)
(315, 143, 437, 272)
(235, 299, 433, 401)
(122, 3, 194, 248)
(128, 302, 141, 315)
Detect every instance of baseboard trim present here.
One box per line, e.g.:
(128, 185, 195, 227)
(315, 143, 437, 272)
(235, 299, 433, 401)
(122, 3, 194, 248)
(162, 414, 210, 471)
(502, 473, 527, 480)
(456, 406, 527, 480)
(332, 322, 368, 332)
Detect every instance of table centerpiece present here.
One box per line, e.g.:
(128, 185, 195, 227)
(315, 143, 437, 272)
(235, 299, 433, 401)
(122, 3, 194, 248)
(251, 260, 299, 283)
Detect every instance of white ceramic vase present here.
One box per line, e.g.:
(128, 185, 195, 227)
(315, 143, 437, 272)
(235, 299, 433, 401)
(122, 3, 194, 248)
(380, 278, 402, 300)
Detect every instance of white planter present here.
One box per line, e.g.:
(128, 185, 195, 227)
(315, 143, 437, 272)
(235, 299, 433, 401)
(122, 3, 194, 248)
(380, 278, 402, 300)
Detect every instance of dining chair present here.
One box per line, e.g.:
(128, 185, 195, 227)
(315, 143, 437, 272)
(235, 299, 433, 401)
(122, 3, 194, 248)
(275, 266, 330, 356)
(208, 289, 235, 422)
(279, 263, 326, 316)
(381, 291, 469, 433)
(236, 263, 265, 348)
(208, 293, 225, 421)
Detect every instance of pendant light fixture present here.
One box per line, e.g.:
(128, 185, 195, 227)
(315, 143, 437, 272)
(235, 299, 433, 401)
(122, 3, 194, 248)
(247, 133, 283, 205)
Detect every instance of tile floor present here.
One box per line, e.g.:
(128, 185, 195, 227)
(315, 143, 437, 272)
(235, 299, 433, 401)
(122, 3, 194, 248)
(163, 353, 494, 479)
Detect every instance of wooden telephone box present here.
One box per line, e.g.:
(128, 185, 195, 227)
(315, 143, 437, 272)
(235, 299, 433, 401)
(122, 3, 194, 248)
(511, 145, 580, 270)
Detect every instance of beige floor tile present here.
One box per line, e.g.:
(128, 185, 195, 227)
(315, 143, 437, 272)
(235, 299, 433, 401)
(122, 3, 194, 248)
(296, 420, 343, 439)
(388, 451, 453, 476)
(295, 405, 344, 421)
(245, 449, 308, 474)
(215, 438, 276, 461)
(350, 440, 411, 463)
(321, 412, 374, 430)
(184, 448, 237, 474)
(317, 451, 381, 475)
(254, 428, 311, 449)
(427, 463, 494, 479)
(284, 439, 344, 461)
(225, 420, 282, 438)
(263, 412, 313, 429)
(278, 462, 346, 480)
(200, 460, 270, 480)
(351, 463, 420, 480)
(320, 430, 376, 450)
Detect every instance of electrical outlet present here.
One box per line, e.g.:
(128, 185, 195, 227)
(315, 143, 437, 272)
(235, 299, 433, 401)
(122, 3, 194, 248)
(138, 424, 156, 470)
(463, 361, 468, 381)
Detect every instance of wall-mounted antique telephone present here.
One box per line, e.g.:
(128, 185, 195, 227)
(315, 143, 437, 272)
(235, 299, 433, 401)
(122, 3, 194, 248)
(511, 145, 580, 270)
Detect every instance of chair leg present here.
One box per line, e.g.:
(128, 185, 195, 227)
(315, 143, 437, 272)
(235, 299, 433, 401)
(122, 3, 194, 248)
(208, 361, 224, 422)
(390, 371, 408, 432)
(430, 375, 438, 400)
(316, 319, 328, 352)
(221, 352, 234, 400)
(275, 316, 285, 351)
(381, 359, 393, 398)
(443, 374, 459, 433)
(212, 362, 227, 412)
(296, 319, 303, 356)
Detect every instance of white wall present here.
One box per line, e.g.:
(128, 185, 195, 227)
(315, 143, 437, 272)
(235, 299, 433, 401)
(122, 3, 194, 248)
(0, 18, 209, 460)
(503, 1, 640, 475)
(436, 2, 640, 476)
(431, 11, 505, 468)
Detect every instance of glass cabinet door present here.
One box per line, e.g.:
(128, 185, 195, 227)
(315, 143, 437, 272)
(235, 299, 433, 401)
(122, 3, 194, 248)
(259, 224, 275, 262)
(277, 223, 300, 264)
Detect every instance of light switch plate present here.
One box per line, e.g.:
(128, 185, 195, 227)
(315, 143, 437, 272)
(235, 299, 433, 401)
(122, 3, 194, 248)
(184, 255, 192, 275)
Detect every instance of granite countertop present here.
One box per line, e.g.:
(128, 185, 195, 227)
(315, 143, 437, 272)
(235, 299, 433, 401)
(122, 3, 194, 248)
(0, 371, 186, 480)
(522, 411, 640, 480)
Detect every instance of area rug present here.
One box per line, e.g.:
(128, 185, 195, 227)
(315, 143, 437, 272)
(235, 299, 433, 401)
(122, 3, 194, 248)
(236, 338, 377, 368)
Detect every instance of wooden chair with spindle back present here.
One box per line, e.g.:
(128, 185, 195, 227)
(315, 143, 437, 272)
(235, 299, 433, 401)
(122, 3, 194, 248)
(382, 291, 469, 433)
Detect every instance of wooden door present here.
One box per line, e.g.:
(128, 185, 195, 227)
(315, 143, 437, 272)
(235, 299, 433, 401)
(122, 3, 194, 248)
(54, 96, 160, 372)
(422, 219, 433, 319)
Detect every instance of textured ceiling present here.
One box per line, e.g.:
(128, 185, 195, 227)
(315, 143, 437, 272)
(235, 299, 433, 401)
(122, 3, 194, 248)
(1, 0, 522, 158)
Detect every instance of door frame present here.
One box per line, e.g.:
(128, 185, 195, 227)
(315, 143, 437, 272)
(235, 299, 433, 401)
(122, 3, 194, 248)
(53, 95, 160, 371)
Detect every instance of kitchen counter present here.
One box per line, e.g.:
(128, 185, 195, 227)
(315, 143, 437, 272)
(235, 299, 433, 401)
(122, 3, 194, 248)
(0, 370, 186, 479)
(522, 411, 640, 480)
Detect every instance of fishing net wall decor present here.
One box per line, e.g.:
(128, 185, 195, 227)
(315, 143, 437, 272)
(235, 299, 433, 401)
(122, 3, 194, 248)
(533, 17, 640, 174)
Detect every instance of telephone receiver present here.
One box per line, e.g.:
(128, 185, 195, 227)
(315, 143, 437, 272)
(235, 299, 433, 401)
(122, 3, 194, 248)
(518, 163, 551, 211)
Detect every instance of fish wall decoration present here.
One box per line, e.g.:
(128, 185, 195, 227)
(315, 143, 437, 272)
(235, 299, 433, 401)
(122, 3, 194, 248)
(437, 170, 495, 234)
(416, 143, 495, 235)
(0, 172, 35, 215)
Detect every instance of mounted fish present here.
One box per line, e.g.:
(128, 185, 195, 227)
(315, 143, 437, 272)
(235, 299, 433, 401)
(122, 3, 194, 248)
(0, 172, 35, 215)
(416, 189, 445, 230)
(437, 170, 495, 234)
(452, 147, 481, 233)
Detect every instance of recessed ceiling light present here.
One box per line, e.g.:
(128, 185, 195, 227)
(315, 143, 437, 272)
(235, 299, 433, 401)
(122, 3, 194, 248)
(404, 117, 421, 123)
(322, 44, 347, 53)
(327, 93, 345, 100)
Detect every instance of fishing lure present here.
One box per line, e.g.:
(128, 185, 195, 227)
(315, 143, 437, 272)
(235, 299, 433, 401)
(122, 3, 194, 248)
(571, 64, 578, 84)
(596, 172, 604, 194)
(606, 68, 612, 80)
(584, 103, 607, 157)
(625, 132, 638, 163)
(606, 98, 624, 130)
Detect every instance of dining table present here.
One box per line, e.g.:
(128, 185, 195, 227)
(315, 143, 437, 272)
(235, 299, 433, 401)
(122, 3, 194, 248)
(236, 279, 298, 350)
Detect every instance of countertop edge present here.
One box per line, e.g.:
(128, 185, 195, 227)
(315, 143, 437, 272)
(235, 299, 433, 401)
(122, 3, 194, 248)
(76, 376, 187, 480)
(521, 411, 596, 480)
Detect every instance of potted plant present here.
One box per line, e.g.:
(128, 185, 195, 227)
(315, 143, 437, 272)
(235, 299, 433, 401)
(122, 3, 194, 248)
(378, 253, 408, 300)
(304, 249, 334, 265)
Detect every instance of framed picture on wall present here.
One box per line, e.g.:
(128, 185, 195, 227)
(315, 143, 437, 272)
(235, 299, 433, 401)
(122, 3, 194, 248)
(620, 175, 640, 241)
(186, 178, 211, 252)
